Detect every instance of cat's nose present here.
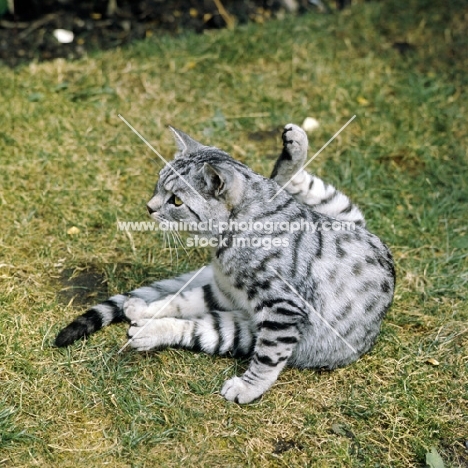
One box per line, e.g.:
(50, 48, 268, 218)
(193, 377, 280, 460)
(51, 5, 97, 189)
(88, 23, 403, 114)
(147, 204, 156, 215)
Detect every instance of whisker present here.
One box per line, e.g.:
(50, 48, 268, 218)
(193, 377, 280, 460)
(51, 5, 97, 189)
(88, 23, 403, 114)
(170, 230, 180, 265)
(151, 215, 190, 256)
(166, 231, 173, 266)
(173, 230, 190, 257)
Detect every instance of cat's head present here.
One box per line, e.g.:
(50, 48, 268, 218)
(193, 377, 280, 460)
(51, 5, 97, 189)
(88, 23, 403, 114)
(147, 127, 258, 235)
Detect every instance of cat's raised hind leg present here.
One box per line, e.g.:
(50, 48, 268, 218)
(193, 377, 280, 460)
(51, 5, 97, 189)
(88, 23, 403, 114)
(271, 123, 365, 226)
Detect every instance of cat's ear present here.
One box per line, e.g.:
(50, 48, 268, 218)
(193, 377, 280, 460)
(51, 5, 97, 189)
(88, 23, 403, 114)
(202, 163, 227, 196)
(202, 163, 241, 200)
(169, 126, 205, 158)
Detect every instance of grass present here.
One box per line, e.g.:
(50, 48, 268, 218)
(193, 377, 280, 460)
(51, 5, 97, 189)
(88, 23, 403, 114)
(0, 0, 467, 466)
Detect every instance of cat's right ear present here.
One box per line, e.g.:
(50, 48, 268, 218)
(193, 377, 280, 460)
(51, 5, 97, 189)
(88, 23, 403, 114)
(169, 126, 206, 158)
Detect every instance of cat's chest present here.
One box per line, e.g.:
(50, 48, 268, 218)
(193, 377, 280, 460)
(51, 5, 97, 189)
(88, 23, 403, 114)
(211, 260, 254, 312)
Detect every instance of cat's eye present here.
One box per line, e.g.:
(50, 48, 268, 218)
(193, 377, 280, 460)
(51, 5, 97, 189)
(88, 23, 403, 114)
(169, 194, 183, 206)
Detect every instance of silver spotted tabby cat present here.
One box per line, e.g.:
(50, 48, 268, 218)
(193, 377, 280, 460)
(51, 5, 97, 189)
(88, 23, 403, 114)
(55, 124, 395, 404)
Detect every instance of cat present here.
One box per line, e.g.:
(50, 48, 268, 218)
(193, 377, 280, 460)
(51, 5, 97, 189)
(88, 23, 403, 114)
(55, 124, 395, 404)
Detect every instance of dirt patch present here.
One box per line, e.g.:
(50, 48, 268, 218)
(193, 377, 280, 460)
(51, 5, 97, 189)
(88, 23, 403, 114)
(272, 438, 302, 454)
(0, 0, 315, 67)
(56, 266, 108, 308)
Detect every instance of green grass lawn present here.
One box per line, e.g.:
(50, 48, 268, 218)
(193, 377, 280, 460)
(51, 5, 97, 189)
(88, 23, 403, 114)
(1, 0, 467, 466)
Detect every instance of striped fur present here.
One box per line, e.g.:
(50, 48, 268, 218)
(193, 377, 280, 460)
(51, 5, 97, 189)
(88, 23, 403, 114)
(271, 124, 365, 226)
(55, 124, 395, 404)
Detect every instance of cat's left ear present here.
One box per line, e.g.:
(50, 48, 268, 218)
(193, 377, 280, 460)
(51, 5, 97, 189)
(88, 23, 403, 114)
(202, 163, 228, 197)
(202, 163, 242, 200)
(169, 126, 206, 158)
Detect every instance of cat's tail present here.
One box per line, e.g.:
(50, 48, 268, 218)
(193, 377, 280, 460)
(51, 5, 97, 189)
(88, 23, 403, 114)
(271, 124, 366, 227)
(54, 295, 128, 347)
(54, 266, 213, 347)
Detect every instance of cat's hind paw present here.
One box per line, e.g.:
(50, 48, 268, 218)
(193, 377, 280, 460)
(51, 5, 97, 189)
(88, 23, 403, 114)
(282, 123, 308, 164)
(220, 376, 264, 404)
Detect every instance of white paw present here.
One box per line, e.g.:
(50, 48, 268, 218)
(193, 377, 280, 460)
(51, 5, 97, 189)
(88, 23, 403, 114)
(127, 319, 159, 351)
(282, 123, 308, 162)
(220, 376, 264, 404)
(123, 297, 148, 322)
(124, 297, 176, 321)
(127, 317, 189, 352)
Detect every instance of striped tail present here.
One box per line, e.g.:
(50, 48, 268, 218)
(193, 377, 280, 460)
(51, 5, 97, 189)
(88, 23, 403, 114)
(54, 266, 213, 347)
(54, 295, 127, 347)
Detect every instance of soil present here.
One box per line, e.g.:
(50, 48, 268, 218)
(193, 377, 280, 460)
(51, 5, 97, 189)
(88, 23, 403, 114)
(57, 267, 109, 308)
(0, 0, 318, 67)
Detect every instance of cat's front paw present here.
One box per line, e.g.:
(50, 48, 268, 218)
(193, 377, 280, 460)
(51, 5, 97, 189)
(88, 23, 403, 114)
(124, 297, 176, 321)
(220, 376, 264, 404)
(127, 318, 159, 351)
(123, 297, 148, 322)
(282, 123, 308, 164)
